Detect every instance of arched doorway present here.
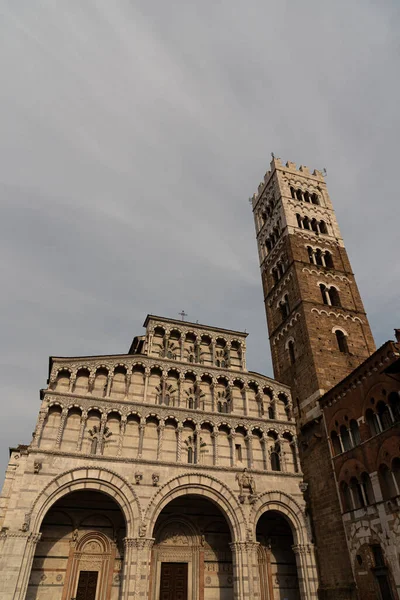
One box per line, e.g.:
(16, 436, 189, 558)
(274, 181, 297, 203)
(27, 490, 126, 600)
(150, 495, 233, 600)
(256, 510, 300, 600)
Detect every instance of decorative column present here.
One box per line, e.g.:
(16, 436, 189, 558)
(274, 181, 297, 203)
(210, 381, 216, 412)
(157, 420, 165, 460)
(229, 541, 260, 600)
(261, 434, 268, 470)
(243, 387, 249, 416)
(178, 373, 185, 408)
(106, 371, 113, 397)
(195, 425, 201, 464)
(68, 371, 76, 393)
(292, 544, 319, 599)
(228, 382, 234, 412)
(55, 407, 68, 448)
(97, 414, 108, 455)
(278, 435, 286, 471)
(246, 435, 253, 469)
(87, 369, 95, 394)
(143, 368, 150, 404)
(177, 423, 183, 462)
(228, 432, 236, 467)
(76, 410, 88, 451)
(121, 538, 155, 600)
(31, 409, 47, 448)
(212, 430, 219, 466)
(226, 342, 231, 367)
(0, 531, 42, 600)
(124, 370, 132, 399)
(161, 372, 168, 404)
(118, 416, 127, 457)
(137, 418, 146, 459)
(180, 336, 185, 361)
(211, 340, 216, 365)
(370, 471, 383, 502)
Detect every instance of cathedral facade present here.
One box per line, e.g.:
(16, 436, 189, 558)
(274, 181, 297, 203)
(0, 315, 318, 600)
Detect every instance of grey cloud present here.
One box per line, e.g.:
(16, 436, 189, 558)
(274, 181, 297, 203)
(0, 0, 399, 475)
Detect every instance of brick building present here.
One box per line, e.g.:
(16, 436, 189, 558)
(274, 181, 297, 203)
(320, 333, 400, 600)
(251, 156, 384, 599)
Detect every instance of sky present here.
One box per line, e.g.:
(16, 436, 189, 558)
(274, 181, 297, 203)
(0, 0, 399, 477)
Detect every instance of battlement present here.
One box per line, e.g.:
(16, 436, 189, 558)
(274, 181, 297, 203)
(252, 155, 325, 208)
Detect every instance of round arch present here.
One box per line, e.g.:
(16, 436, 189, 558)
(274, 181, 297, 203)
(28, 466, 142, 538)
(250, 490, 309, 545)
(144, 473, 246, 541)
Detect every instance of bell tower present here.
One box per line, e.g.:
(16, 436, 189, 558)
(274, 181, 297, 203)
(252, 156, 375, 425)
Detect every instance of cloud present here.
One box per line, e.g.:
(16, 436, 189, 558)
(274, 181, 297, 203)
(0, 0, 399, 475)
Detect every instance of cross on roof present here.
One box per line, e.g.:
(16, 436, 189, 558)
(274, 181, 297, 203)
(179, 310, 188, 321)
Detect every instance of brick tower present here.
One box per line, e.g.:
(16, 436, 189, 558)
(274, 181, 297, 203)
(252, 156, 375, 425)
(252, 156, 376, 600)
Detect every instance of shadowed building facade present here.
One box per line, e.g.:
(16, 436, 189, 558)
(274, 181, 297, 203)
(251, 156, 393, 600)
(0, 315, 318, 600)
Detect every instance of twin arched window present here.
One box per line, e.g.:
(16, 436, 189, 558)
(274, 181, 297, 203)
(340, 473, 375, 511)
(278, 294, 290, 321)
(330, 419, 361, 455)
(320, 284, 341, 307)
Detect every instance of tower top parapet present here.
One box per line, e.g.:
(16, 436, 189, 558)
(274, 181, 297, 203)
(251, 155, 325, 208)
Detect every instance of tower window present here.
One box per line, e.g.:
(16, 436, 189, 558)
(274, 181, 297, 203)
(303, 191, 310, 203)
(325, 251, 334, 269)
(311, 193, 320, 205)
(279, 294, 290, 320)
(335, 330, 349, 353)
(288, 340, 296, 364)
(296, 189, 303, 201)
(290, 186, 296, 199)
(319, 220, 328, 234)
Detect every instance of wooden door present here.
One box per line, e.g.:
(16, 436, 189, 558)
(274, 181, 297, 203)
(160, 563, 188, 600)
(76, 571, 99, 600)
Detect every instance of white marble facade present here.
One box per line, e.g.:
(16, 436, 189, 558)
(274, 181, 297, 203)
(0, 315, 318, 600)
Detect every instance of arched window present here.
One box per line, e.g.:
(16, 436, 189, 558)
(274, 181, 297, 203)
(377, 401, 393, 430)
(340, 481, 352, 511)
(217, 401, 222, 413)
(340, 425, 352, 451)
(325, 251, 334, 269)
(349, 419, 361, 446)
(303, 191, 310, 203)
(361, 472, 375, 505)
(350, 477, 364, 509)
(188, 398, 194, 409)
(215, 359, 221, 367)
(329, 287, 341, 307)
(366, 408, 381, 437)
(320, 284, 329, 305)
(290, 186, 296, 199)
(331, 431, 342, 455)
(288, 340, 296, 365)
(279, 295, 290, 320)
(311, 193, 320, 205)
(187, 447, 194, 464)
(378, 464, 397, 500)
(296, 189, 303, 201)
(335, 330, 349, 353)
(164, 394, 170, 407)
(389, 392, 400, 422)
(319, 220, 328, 234)
(272, 268, 279, 285)
(296, 214, 302, 228)
(303, 216, 310, 230)
(268, 405, 275, 420)
(311, 218, 319, 234)
(315, 249, 324, 266)
(271, 447, 281, 471)
(307, 246, 314, 264)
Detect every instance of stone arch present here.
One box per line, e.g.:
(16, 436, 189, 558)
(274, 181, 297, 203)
(29, 466, 141, 538)
(144, 473, 246, 540)
(250, 490, 308, 545)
